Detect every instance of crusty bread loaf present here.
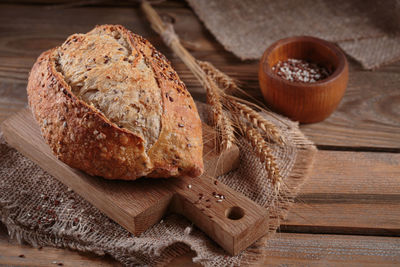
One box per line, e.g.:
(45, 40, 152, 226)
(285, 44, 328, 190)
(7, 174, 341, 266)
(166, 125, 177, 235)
(27, 25, 203, 180)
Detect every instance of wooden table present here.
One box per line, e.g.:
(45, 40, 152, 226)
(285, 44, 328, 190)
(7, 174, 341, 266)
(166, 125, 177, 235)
(1, 1, 399, 266)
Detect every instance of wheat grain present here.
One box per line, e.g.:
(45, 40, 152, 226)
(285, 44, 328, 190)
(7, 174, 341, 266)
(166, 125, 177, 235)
(198, 60, 239, 94)
(205, 77, 235, 151)
(223, 95, 284, 145)
(240, 122, 282, 191)
(197, 60, 285, 146)
(220, 113, 235, 150)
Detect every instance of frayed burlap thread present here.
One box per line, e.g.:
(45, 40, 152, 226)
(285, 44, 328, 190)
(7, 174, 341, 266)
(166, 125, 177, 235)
(186, 0, 400, 70)
(0, 103, 316, 266)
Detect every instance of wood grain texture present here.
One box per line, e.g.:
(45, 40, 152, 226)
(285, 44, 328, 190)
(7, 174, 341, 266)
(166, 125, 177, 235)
(259, 36, 349, 123)
(300, 151, 400, 195)
(0, 4, 399, 148)
(0, 223, 119, 267)
(285, 150, 400, 234)
(2, 109, 269, 256)
(1, 223, 399, 267)
(169, 176, 269, 256)
(0, 82, 26, 123)
(261, 233, 400, 266)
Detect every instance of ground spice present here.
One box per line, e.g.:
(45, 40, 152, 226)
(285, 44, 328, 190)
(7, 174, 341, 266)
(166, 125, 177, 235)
(272, 58, 331, 83)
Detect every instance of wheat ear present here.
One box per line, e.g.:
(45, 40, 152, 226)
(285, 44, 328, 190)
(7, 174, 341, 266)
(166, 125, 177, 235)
(197, 60, 240, 94)
(239, 122, 282, 191)
(197, 60, 285, 145)
(223, 95, 284, 145)
(205, 77, 235, 151)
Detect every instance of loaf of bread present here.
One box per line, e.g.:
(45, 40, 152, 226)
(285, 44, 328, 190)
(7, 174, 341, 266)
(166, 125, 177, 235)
(27, 25, 203, 180)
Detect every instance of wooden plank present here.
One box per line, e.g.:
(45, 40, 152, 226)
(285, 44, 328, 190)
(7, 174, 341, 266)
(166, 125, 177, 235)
(0, 223, 119, 267)
(284, 150, 400, 234)
(260, 233, 400, 266)
(0, 82, 27, 123)
(1, 223, 399, 266)
(172, 233, 400, 266)
(283, 203, 400, 236)
(301, 150, 400, 195)
(0, 4, 399, 149)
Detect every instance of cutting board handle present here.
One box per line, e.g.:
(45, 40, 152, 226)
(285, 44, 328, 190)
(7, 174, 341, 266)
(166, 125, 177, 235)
(169, 176, 269, 255)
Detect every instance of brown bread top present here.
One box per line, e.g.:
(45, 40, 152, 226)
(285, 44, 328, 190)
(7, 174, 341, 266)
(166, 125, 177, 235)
(27, 25, 203, 180)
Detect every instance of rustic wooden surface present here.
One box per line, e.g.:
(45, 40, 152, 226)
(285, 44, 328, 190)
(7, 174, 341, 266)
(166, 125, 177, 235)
(0, 0, 399, 266)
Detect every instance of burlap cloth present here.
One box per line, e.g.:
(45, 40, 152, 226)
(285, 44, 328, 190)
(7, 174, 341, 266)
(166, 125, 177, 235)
(186, 0, 400, 70)
(0, 103, 316, 266)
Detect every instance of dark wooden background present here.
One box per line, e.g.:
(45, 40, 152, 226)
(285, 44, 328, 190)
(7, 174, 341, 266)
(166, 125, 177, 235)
(0, 1, 399, 266)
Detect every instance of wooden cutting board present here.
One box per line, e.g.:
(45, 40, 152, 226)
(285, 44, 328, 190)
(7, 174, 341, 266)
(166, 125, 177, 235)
(1, 109, 269, 255)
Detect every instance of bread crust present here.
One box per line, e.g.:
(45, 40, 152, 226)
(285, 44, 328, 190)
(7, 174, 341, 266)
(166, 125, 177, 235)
(27, 25, 203, 180)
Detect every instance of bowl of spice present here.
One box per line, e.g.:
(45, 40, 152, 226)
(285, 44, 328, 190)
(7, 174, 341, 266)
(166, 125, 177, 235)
(259, 36, 348, 123)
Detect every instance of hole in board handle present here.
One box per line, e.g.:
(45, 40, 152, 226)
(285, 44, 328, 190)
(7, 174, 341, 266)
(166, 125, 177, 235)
(225, 206, 245, 220)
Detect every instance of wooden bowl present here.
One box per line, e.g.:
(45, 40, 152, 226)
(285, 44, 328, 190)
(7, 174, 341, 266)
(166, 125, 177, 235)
(258, 36, 348, 123)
